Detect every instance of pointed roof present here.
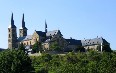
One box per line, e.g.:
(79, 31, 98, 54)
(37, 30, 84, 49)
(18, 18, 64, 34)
(20, 14, 27, 29)
(46, 30, 62, 37)
(8, 13, 16, 28)
(35, 31, 46, 37)
(45, 20, 47, 28)
(45, 20, 47, 33)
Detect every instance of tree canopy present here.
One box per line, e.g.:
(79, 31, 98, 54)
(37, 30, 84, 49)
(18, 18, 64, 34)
(0, 50, 34, 73)
(19, 43, 25, 52)
(50, 41, 62, 51)
(31, 51, 116, 73)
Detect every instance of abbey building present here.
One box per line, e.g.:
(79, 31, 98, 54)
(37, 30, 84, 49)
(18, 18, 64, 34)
(8, 13, 111, 52)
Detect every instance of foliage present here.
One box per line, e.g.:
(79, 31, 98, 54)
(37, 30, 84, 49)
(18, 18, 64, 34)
(0, 49, 34, 73)
(0, 49, 115, 73)
(19, 43, 25, 52)
(32, 41, 39, 53)
(50, 41, 62, 51)
(32, 41, 42, 53)
(31, 51, 116, 73)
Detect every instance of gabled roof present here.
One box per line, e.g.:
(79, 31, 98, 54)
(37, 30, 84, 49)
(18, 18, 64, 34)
(46, 30, 62, 37)
(65, 39, 82, 45)
(18, 35, 32, 42)
(81, 37, 109, 46)
(35, 31, 46, 37)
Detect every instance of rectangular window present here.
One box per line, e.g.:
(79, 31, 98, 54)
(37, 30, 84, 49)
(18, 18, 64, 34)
(30, 41, 31, 45)
(9, 29, 10, 32)
(9, 34, 10, 38)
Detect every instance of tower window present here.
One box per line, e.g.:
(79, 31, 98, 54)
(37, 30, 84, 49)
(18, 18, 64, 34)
(9, 29, 10, 32)
(9, 34, 11, 38)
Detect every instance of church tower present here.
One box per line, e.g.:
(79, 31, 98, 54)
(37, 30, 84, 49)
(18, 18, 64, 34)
(8, 13, 17, 49)
(19, 14, 27, 37)
(45, 20, 47, 33)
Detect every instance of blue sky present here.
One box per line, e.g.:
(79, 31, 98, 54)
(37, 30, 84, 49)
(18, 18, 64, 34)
(0, 0, 116, 50)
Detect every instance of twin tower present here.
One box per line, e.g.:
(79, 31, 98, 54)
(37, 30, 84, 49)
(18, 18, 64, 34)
(8, 13, 28, 49)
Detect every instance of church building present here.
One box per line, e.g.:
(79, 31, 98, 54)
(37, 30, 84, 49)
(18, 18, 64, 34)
(8, 13, 111, 52)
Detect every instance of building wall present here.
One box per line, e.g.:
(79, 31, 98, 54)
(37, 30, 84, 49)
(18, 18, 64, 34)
(43, 43, 50, 50)
(43, 36, 67, 50)
(66, 45, 77, 51)
(84, 45, 100, 51)
(8, 28, 17, 49)
(19, 29, 27, 37)
(22, 40, 32, 46)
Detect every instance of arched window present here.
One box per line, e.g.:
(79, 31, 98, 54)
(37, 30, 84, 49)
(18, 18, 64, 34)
(27, 42, 28, 45)
(30, 41, 31, 45)
(9, 34, 10, 38)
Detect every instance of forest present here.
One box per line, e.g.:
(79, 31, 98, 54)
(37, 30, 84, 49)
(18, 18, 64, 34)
(0, 49, 115, 73)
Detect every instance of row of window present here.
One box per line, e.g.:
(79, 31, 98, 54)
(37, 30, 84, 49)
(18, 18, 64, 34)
(84, 41, 99, 45)
(23, 41, 31, 46)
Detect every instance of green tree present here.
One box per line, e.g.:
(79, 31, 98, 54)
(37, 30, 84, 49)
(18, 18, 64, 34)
(19, 43, 25, 52)
(0, 50, 34, 73)
(38, 42, 42, 52)
(32, 41, 39, 53)
(50, 41, 61, 51)
(76, 46, 85, 52)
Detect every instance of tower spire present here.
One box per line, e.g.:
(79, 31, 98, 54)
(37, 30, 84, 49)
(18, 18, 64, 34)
(11, 13, 13, 21)
(22, 13, 25, 28)
(45, 19, 47, 33)
(8, 13, 16, 28)
(8, 13, 17, 49)
(11, 13, 14, 26)
(19, 13, 27, 37)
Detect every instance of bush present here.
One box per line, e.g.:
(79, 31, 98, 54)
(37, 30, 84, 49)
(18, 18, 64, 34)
(0, 50, 34, 73)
